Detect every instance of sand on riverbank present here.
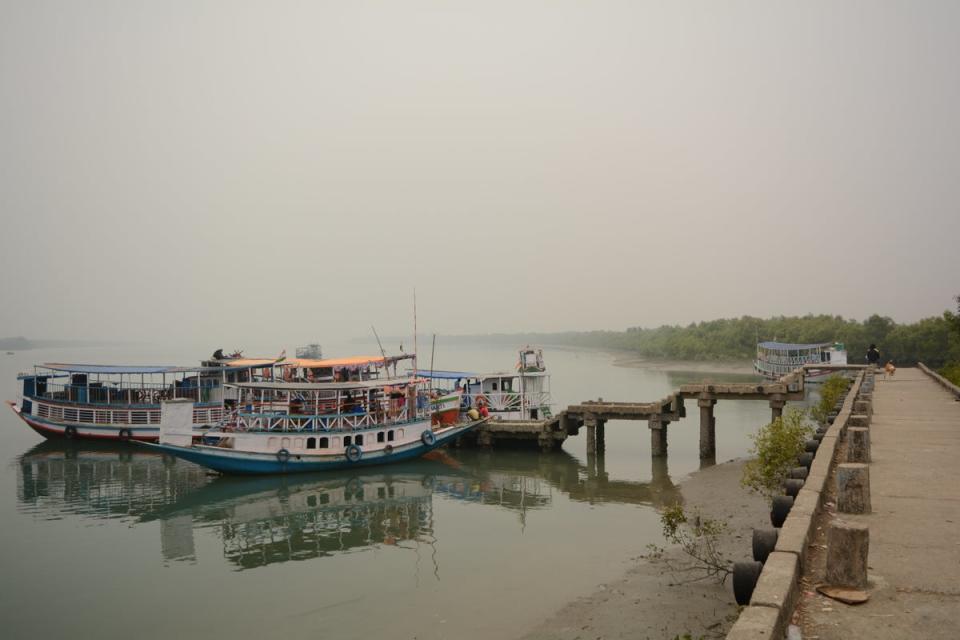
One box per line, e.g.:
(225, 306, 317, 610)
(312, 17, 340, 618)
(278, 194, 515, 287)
(611, 353, 755, 376)
(520, 459, 768, 640)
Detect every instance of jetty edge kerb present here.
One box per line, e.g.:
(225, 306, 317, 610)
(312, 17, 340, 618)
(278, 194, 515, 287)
(726, 369, 866, 640)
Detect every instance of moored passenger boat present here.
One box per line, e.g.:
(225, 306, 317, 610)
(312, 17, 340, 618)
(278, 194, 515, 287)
(8, 361, 270, 441)
(143, 363, 486, 474)
(417, 347, 553, 421)
(754, 341, 848, 381)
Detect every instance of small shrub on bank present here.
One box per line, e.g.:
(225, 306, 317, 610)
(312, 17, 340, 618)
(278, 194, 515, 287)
(741, 408, 814, 499)
(647, 503, 731, 584)
(809, 374, 851, 423)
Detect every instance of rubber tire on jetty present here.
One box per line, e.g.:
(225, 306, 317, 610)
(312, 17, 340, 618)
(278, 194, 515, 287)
(752, 529, 779, 564)
(276, 448, 291, 464)
(797, 452, 814, 468)
(733, 561, 763, 605)
(788, 466, 808, 480)
(827, 415, 837, 424)
(118, 428, 133, 441)
(804, 439, 819, 453)
(783, 478, 805, 497)
(64, 426, 77, 439)
(770, 495, 794, 527)
(813, 433, 825, 443)
(421, 430, 436, 446)
(345, 444, 363, 463)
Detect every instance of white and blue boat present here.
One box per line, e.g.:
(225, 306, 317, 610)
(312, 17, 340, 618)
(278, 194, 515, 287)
(9, 360, 273, 441)
(142, 372, 486, 475)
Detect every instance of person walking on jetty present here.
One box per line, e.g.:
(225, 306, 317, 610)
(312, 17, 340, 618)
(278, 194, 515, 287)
(866, 344, 881, 368)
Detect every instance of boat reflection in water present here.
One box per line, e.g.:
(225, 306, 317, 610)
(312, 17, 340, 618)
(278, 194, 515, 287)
(17, 441, 681, 569)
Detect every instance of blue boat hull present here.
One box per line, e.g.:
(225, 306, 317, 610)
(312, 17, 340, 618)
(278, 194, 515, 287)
(140, 421, 483, 475)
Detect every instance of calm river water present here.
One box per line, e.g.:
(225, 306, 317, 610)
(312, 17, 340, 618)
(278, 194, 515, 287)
(0, 342, 774, 639)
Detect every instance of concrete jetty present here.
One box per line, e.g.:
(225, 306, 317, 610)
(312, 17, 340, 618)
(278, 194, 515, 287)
(797, 367, 960, 639)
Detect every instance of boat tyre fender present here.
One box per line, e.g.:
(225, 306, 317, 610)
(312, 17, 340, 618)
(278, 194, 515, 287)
(276, 448, 291, 464)
(345, 444, 363, 463)
(64, 425, 78, 439)
(383, 444, 394, 455)
(118, 428, 133, 441)
(421, 429, 436, 446)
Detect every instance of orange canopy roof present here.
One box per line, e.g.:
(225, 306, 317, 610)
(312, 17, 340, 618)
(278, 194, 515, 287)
(222, 358, 278, 367)
(281, 356, 386, 368)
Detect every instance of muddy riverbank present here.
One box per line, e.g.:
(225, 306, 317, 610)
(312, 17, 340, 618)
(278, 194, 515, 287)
(521, 459, 768, 640)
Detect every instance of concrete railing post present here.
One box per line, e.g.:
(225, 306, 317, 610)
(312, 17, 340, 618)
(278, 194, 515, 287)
(825, 521, 869, 589)
(847, 427, 871, 463)
(836, 463, 871, 514)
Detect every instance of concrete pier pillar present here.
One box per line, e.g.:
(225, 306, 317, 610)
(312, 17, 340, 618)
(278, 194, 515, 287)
(698, 394, 716, 459)
(769, 395, 786, 422)
(585, 416, 597, 454)
(596, 419, 606, 454)
(649, 416, 669, 457)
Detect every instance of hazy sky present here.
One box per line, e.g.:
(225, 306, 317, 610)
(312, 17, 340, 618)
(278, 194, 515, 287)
(2, 1, 958, 346)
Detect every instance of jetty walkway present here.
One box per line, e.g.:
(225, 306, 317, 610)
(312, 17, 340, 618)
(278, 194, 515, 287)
(800, 368, 960, 639)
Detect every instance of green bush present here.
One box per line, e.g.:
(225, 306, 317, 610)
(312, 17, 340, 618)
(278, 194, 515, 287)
(741, 408, 814, 499)
(940, 363, 960, 386)
(809, 374, 851, 423)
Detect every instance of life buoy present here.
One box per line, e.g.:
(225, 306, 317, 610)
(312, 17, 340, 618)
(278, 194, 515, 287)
(421, 429, 436, 446)
(383, 444, 394, 455)
(276, 448, 291, 464)
(64, 425, 78, 439)
(345, 444, 363, 463)
(118, 428, 133, 441)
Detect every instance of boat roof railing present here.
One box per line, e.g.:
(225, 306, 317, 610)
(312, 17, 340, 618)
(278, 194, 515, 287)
(35, 363, 265, 375)
(228, 376, 420, 392)
(757, 342, 834, 351)
(405, 368, 547, 381)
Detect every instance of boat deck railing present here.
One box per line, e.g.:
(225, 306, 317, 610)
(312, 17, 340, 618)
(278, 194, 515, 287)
(32, 382, 216, 406)
(229, 405, 429, 433)
(33, 400, 223, 426)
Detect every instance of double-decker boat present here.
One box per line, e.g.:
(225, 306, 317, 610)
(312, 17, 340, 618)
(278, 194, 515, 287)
(143, 357, 487, 475)
(8, 353, 418, 442)
(754, 341, 848, 381)
(8, 360, 272, 441)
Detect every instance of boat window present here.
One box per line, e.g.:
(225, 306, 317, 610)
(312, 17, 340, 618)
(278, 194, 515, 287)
(502, 379, 513, 392)
(319, 437, 329, 448)
(344, 435, 352, 446)
(355, 434, 363, 446)
(332, 436, 340, 448)
(387, 430, 395, 442)
(377, 432, 385, 443)
(492, 382, 498, 391)
(306, 437, 316, 449)
(268, 437, 278, 448)
(397, 429, 404, 439)
(294, 438, 304, 449)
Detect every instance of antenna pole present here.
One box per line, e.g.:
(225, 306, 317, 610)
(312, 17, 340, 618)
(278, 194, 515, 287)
(413, 289, 418, 379)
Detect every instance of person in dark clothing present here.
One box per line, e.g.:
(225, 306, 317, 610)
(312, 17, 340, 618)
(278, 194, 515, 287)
(866, 344, 881, 366)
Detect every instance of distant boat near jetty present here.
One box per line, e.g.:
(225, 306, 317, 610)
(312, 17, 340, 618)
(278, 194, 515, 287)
(754, 341, 848, 382)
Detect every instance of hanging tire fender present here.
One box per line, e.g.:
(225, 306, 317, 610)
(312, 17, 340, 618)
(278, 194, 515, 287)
(345, 444, 363, 463)
(276, 448, 291, 464)
(421, 429, 436, 446)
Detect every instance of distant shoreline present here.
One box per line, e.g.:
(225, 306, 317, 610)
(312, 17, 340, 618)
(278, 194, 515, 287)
(610, 351, 755, 375)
